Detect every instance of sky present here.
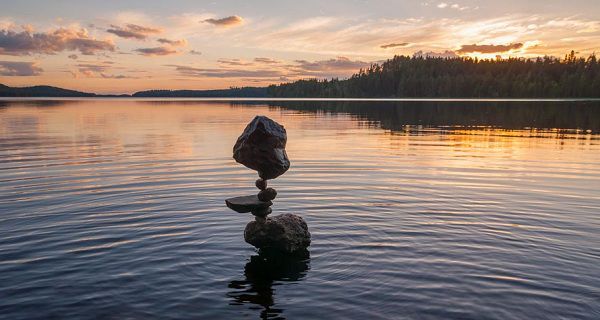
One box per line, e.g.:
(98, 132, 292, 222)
(1, 0, 600, 94)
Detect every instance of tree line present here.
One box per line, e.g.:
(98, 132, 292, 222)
(267, 52, 600, 98)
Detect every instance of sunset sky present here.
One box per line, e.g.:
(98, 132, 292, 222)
(1, 0, 600, 94)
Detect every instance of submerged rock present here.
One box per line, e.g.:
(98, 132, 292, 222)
(233, 116, 290, 180)
(244, 213, 311, 253)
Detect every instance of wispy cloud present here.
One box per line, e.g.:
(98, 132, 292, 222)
(436, 2, 470, 10)
(168, 65, 282, 78)
(157, 38, 187, 46)
(457, 43, 524, 54)
(246, 15, 600, 58)
(0, 60, 43, 76)
(0, 26, 115, 55)
(292, 56, 370, 73)
(381, 42, 410, 49)
(254, 57, 280, 64)
(204, 15, 244, 27)
(134, 46, 178, 56)
(168, 56, 373, 81)
(217, 58, 253, 66)
(106, 24, 161, 40)
(70, 61, 135, 79)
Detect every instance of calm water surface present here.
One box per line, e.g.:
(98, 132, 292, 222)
(1, 99, 599, 319)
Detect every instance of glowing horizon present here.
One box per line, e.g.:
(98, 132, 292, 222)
(1, 0, 600, 94)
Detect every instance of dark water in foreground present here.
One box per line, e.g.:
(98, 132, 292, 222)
(1, 99, 599, 319)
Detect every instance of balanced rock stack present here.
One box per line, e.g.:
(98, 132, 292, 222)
(225, 116, 311, 253)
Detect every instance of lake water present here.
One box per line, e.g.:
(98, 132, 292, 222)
(1, 99, 599, 319)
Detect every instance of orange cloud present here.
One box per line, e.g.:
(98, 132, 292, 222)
(381, 42, 410, 49)
(106, 24, 161, 40)
(0, 61, 43, 76)
(134, 46, 178, 56)
(457, 43, 524, 54)
(157, 38, 187, 46)
(0, 27, 115, 55)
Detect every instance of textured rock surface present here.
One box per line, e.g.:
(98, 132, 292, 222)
(233, 116, 290, 180)
(225, 195, 272, 213)
(257, 187, 277, 202)
(244, 213, 311, 253)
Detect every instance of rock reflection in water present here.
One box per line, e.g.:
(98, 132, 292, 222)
(228, 250, 310, 319)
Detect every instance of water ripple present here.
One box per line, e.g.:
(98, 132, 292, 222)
(1, 100, 599, 319)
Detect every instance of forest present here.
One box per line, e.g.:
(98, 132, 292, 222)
(267, 52, 600, 98)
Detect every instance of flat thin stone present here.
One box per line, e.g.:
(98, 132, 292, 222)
(225, 195, 273, 213)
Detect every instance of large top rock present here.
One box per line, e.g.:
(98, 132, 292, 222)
(233, 116, 290, 180)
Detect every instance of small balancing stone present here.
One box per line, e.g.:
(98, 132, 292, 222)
(225, 195, 272, 214)
(257, 187, 277, 201)
(255, 178, 267, 190)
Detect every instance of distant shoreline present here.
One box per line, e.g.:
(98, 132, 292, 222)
(3, 53, 600, 100)
(2, 97, 600, 102)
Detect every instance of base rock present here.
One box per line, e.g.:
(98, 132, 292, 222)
(244, 213, 311, 253)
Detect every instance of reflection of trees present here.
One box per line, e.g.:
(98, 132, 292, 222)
(230, 100, 600, 133)
(0, 99, 79, 109)
(227, 250, 310, 320)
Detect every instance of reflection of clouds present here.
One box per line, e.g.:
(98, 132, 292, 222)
(227, 250, 310, 319)
(1, 99, 596, 174)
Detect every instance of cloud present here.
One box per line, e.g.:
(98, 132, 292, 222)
(76, 62, 110, 76)
(189, 50, 202, 55)
(217, 58, 253, 66)
(293, 56, 370, 73)
(381, 42, 410, 49)
(168, 65, 282, 78)
(0, 60, 43, 76)
(134, 46, 178, 56)
(157, 38, 187, 46)
(457, 43, 524, 54)
(168, 56, 374, 81)
(204, 15, 244, 27)
(245, 15, 600, 58)
(437, 2, 469, 10)
(254, 57, 280, 64)
(0, 26, 115, 55)
(413, 50, 459, 58)
(106, 24, 161, 40)
(71, 61, 134, 79)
